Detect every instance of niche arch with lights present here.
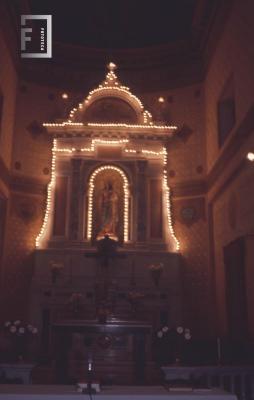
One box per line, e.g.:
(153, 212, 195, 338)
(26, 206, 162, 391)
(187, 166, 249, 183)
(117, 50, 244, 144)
(86, 164, 130, 243)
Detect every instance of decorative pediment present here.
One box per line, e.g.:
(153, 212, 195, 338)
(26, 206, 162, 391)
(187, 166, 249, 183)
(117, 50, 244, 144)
(43, 63, 178, 139)
(69, 62, 152, 125)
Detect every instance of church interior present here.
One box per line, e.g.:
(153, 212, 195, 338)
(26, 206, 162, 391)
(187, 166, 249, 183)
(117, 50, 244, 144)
(0, 0, 254, 396)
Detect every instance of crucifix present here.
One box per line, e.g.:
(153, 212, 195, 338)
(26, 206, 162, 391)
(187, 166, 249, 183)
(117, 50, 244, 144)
(85, 235, 126, 318)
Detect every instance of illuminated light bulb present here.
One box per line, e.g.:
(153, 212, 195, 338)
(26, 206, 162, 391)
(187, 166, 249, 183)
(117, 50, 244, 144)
(108, 62, 117, 71)
(158, 97, 165, 103)
(62, 93, 68, 99)
(247, 152, 254, 161)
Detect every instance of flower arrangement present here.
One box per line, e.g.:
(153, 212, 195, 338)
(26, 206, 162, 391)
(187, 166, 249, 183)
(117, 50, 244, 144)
(127, 291, 145, 301)
(157, 325, 191, 341)
(148, 263, 164, 286)
(4, 320, 38, 336)
(155, 325, 191, 365)
(149, 263, 164, 272)
(68, 292, 83, 314)
(97, 304, 110, 324)
(49, 260, 64, 269)
(49, 260, 64, 284)
(3, 320, 38, 361)
(127, 290, 145, 316)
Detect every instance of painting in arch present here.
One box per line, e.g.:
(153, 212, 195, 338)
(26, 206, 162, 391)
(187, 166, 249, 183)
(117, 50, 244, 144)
(30, 62, 183, 384)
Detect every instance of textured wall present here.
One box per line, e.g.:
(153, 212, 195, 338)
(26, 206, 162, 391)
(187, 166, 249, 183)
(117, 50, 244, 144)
(211, 159, 254, 336)
(0, 31, 17, 170)
(205, 0, 254, 172)
(205, 0, 254, 337)
(1, 192, 44, 319)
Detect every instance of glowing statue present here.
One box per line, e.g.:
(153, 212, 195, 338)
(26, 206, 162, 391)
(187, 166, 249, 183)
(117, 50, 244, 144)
(97, 181, 119, 241)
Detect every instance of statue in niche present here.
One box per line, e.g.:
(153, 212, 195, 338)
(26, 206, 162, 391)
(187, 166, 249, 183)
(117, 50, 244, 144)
(97, 181, 119, 241)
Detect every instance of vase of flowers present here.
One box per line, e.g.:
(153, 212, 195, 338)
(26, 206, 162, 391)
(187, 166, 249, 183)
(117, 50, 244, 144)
(148, 263, 164, 287)
(3, 320, 38, 362)
(174, 326, 191, 364)
(68, 292, 83, 316)
(49, 260, 64, 284)
(97, 306, 109, 324)
(155, 325, 191, 365)
(127, 290, 144, 317)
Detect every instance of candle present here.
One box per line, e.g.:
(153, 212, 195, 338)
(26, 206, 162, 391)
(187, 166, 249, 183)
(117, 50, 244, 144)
(217, 337, 221, 364)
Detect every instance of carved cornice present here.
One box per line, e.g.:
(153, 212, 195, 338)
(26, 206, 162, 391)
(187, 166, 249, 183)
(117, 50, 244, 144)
(45, 125, 177, 141)
(5, 108, 253, 204)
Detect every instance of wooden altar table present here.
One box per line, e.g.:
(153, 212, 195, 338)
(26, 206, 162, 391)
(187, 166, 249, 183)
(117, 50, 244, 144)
(52, 320, 152, 384)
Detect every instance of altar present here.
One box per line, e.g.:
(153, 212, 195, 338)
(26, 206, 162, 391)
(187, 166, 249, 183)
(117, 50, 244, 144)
(27, 63, 183, 385)
(0, 385, 238, 400)
(52, 320, 152, 385)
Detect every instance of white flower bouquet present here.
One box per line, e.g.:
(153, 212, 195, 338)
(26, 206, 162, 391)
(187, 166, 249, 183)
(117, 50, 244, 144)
(4, 320, 38, 336)
(3, 320, 38, 361)
(155, 325, 192, 365)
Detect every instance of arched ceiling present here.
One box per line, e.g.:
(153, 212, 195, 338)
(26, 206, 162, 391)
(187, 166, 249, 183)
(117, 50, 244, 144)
(4, 0, 231, 91)
(28, 0, 197, 49)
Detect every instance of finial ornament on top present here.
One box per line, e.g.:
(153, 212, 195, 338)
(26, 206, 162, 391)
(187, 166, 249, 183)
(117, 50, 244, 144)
(108, 62, 117, 72)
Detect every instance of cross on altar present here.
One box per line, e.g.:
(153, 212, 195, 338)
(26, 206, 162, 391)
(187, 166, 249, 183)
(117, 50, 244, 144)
(85, 235, 126, 308)
(96, 234, 121, 267)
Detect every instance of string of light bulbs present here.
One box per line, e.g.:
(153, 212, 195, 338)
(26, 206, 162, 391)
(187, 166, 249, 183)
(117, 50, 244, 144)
(87, 165, 129, 242)
(43, 121, 177, 130)
(162, 146, 180, 251)
(37, 62, 180, 251)
(35, 139, 57, 248)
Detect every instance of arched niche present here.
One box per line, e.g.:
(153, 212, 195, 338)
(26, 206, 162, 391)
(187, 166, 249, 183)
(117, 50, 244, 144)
(81, 97, 138, 124)
(86, 165, 130, 243)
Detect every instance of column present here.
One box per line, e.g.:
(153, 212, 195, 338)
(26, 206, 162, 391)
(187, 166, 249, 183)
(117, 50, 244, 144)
(69, 158, 82, 240)
(136, 160, 147, 243)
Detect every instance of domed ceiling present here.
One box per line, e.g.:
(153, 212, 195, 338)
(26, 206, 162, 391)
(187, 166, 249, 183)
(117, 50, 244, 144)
(7, 0, 228, 91)
(28, 0, 197, 49)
